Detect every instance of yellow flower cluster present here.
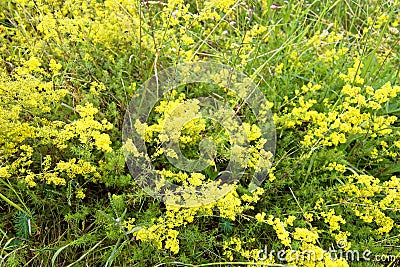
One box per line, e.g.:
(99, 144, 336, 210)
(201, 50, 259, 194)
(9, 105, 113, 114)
(132, 203, 199, 254)
(278, 66, 399, 150)
(129, 188, 217, 252)
(292, 227, 319, 244)
(326, 162, 347, 173)
(320, 209, 346, 232)
(75, 188, 86, 199)
(243, 123, 262, 141)
(339, 174, 399, 234)
(248, 212, 352, 266)
(135, 91, 207, 147)
(129, 185, 267, 254)
(216, 188, 244, 220)
(266, 215, 292, 246)
(53, 103, 113, 152)
(307, 29, 344, 46)
(0, 55, 112, 193)
(338, 57, 365, 85)
(2, 0, 398, 265)
(222, 237, 267, 263)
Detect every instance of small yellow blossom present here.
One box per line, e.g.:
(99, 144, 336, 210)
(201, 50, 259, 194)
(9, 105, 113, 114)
(255, 212, 266, 223)
(76, 188, 86, 199)
(49, 59, 62, 74)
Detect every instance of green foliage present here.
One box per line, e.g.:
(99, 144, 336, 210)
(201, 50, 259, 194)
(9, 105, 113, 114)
(0, 0, 399, 266)
(13, 211, 33, 240)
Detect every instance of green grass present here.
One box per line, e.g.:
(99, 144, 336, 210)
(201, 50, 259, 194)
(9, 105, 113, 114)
(0, 0, 399, 266)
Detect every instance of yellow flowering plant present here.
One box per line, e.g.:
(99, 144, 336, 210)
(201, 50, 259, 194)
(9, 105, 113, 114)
(0, 0, 399, 266)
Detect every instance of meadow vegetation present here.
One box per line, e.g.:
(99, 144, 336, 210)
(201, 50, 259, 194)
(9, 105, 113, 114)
(0, 0, 399, 266)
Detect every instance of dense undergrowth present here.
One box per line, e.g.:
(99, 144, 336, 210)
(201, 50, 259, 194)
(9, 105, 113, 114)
(0, 0, 399, 266)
